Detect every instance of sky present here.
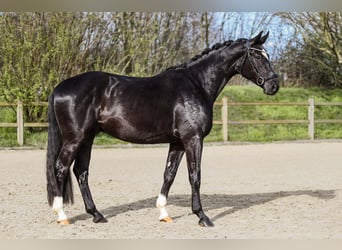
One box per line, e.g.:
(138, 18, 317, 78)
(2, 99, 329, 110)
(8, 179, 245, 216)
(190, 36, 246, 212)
(212, 12, 297, 59)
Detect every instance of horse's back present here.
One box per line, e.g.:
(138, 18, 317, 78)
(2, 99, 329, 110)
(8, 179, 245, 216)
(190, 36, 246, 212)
(53, 71, 111, 97)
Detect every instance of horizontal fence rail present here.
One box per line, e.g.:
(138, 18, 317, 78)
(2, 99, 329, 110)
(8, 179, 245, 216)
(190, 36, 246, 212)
(0, 101, 48, 145)
(214, 97, 342, 142)
(1, 98, 342, 145)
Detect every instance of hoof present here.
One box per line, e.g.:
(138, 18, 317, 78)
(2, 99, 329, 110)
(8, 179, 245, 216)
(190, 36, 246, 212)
(92, 211, 108, 223)
(57, 219, 70, 225)
(160, 216, 173, 223)
(199, 217, 214, 227)
(93, 216, 108, 223)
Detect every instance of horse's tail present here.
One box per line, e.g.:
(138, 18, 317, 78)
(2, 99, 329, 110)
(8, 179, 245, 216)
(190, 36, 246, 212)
(46, 94, 74, 206)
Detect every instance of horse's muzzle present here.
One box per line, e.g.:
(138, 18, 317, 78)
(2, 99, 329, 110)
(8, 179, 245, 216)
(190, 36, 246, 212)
(263, 77, 279, 95)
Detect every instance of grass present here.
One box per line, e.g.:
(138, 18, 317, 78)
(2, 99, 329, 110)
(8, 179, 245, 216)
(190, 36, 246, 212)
(212, 85, 342, 142)
(2, 85, 342, 147)
(206, 86, 342, 142)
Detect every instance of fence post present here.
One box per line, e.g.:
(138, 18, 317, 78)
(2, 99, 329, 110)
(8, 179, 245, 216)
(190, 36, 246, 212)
(17, 100, 24, 146)
(308, 97, 315, 140)
(221, 97, 228, 142)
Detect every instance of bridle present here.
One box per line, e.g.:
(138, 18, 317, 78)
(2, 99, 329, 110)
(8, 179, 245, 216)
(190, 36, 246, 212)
(235, 43, 277, 87)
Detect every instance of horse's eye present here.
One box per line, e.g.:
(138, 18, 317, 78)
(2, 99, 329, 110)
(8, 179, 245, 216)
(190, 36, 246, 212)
(255, 54, 261, 60)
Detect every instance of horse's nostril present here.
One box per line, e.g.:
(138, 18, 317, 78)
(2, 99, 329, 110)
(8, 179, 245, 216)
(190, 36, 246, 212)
(272, 84, 279, 93)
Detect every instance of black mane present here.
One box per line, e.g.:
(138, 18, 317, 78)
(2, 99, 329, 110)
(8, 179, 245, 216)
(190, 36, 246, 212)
(165, 40, 234, 71)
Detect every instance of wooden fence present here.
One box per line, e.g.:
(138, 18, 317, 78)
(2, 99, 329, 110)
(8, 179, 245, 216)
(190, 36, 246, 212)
(0, 101, 48, 146)
(1, 98, 342, 145)
(214, 97, 342, 142)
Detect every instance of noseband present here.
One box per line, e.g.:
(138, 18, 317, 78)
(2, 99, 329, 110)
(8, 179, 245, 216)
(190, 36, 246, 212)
(235, 44, 277, 86)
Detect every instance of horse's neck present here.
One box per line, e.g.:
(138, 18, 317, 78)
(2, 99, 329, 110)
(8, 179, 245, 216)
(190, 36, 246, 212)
(187, 51, 239, 104)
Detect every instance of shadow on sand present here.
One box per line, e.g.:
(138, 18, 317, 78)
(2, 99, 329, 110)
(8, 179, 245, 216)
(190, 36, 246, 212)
(70, 189, 336, 223)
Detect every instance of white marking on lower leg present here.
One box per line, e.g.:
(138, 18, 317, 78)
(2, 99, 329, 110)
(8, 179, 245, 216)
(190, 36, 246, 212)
(167, 161, 171, 167)
(159, 207, 169, 220)
(52, 196, 68, 221)
(156, 194, 167, 207)
(156, 194, 169, 220)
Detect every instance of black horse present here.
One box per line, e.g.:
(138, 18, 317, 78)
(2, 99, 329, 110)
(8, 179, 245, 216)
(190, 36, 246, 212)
(46, 31, 279, 227)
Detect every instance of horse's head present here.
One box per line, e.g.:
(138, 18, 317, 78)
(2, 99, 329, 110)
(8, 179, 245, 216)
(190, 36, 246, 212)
(235, 31, 279, 95)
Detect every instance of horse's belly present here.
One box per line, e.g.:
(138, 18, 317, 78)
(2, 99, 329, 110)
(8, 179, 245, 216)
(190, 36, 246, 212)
(98, 117, 173, 144)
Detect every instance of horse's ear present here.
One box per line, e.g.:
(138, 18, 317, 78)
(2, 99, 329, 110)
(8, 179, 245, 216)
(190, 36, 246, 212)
(260, 31, 269, 44)
(250, 31, 269, 45)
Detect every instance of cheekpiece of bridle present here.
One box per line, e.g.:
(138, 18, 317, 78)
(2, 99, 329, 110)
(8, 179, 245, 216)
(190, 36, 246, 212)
(235, 41, 273, 87)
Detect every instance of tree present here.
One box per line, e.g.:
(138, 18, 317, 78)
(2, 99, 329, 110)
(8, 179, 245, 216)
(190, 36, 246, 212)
(0, 12, 113, 122)
(0, 13, 107, 101)
(277, 12, 342, 87)
(0, 12, 216, 122)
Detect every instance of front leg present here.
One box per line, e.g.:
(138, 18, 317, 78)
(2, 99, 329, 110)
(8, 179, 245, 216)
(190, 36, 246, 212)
(184, 135, 214, 227)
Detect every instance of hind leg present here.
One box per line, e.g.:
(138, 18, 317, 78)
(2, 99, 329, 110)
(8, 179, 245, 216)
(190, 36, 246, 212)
(73, 136, 107, 223)
(156, 143, 184, 222)
(53, 139, 83, 224)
